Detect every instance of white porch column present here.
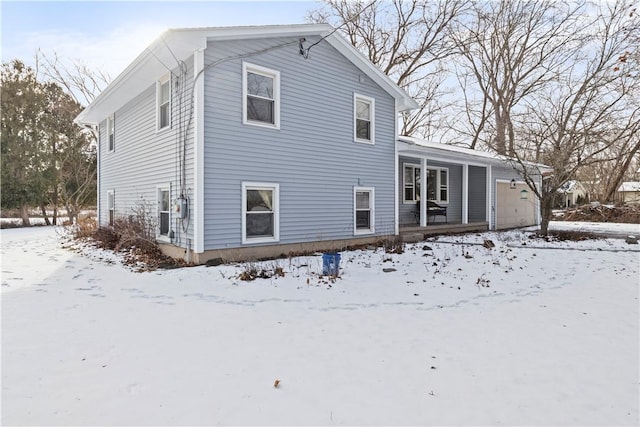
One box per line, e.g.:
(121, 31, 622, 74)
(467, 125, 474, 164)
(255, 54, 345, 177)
(462, 164, 469, 224)
(487, 165, 493, 229)
(420, 157, 428, 227)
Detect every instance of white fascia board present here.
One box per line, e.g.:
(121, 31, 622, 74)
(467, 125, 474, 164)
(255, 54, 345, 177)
(397, 137, 551, 172)
(76, 30, 207, 125)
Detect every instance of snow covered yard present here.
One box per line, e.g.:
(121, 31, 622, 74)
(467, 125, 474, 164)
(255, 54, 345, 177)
(1, 226, 638, 426)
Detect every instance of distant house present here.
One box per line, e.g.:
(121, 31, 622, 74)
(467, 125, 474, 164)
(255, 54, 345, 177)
(617, 182, 640, 204)
(75, 24, 542, 264)
(557, 180, 588, 208)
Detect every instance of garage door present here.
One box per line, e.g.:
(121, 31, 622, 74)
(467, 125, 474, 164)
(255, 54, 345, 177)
(496, 182, 536, 229)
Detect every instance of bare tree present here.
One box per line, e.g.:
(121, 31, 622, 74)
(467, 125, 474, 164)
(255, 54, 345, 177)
(449, 0, 587, 155)
(507, 0, 639, 233)
(308, 0, 468, 139)
(36, 50, 110, 107)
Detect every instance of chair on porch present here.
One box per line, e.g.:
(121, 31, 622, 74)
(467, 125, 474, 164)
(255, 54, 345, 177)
(413, 200, 447, 224)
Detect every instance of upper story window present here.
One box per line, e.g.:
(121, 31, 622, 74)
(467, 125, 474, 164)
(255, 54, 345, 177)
(157, 75, 171, 130)
(243, 62, 280, 129)
(354, 94, 375, 144)
(107, 115, 115, 152)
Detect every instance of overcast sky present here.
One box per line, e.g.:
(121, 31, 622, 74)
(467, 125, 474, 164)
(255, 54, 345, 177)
(1, 1, 317, 79)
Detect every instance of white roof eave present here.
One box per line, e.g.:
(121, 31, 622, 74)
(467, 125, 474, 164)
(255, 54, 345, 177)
(397, 136, 551, 172)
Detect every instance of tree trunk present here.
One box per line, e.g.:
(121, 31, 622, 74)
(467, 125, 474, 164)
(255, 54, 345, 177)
(19, 204, 31, 227)
(539, 196, 554, 235)
(40, 204, 51, 226)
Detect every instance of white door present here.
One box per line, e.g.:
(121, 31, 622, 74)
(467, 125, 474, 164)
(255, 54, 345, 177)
(496, 182, 536, 229)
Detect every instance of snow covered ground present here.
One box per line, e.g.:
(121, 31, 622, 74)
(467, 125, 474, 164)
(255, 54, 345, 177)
(1, 225, 639, 426)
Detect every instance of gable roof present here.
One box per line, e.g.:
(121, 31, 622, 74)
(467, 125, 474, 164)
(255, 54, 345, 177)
(75, 24, 418, 125)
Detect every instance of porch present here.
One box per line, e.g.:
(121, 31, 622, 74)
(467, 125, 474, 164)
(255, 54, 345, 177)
(399, 222, 489, 243)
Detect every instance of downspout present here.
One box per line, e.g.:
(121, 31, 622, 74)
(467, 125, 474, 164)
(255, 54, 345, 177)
(394, 104, 399, 236)
(193, 47, 205, 258)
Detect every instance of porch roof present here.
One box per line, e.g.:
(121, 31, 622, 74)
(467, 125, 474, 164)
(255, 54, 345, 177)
(397, 136, 550, 171)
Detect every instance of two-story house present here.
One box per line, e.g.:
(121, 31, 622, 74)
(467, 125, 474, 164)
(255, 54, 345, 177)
(76, 24, 420, 263)
(76, 24, 542, 264)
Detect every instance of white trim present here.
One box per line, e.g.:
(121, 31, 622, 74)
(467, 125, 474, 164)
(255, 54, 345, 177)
(487, 165, 492, 229)
(241, 182, 280, 244)
(194, 49, 205, 253)
(96, 125, 101, 223)
(354, 186, 375, 235)
(399, 151, 489, 168)
(394, 104, 399, 236)
(156, 184, 171, 242)
(156, 73, 171, 132)
(462, 164, 468, 224)
(353, 93, 375, 144)
(242, 62, 280, 129)
(420, 159, 427, 227)
(535, 177, 542, 226)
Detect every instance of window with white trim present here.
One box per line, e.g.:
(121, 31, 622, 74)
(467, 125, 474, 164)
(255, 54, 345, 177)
(107, 190, 115, 226)
(427, 167, 449, 203)
(107, 115, 115, 152)
(157, 187, 170, 238)
(403, 164, 421, 203)
(243, 62, 280, 128)
(157, 75, 171, 130)
(354, 187, 375, 235)
(242, 183, 279, 243)
(354, 94, 374, 143)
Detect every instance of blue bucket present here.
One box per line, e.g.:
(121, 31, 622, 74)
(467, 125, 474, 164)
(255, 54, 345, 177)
(322, 252, 341, 276)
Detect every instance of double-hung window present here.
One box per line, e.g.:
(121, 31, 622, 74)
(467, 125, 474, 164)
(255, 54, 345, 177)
(354, 187, 375, 235)
(243, 62, 280, 128)
(354, 94, 374, 144)
(157, 75, 171, 130)
(426, 167, 449, 203)
(242, 182, 279, 244)
(107, 115, 115, 152)
(158, 187, 170, 239)
(403, 164, 421, 203)
(107, 190, 115, 226)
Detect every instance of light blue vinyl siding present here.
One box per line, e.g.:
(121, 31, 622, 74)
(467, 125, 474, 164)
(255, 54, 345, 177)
(203, 36, 397, 249)
(98, 58, 195, 249)
(468, 165, 487, 222)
